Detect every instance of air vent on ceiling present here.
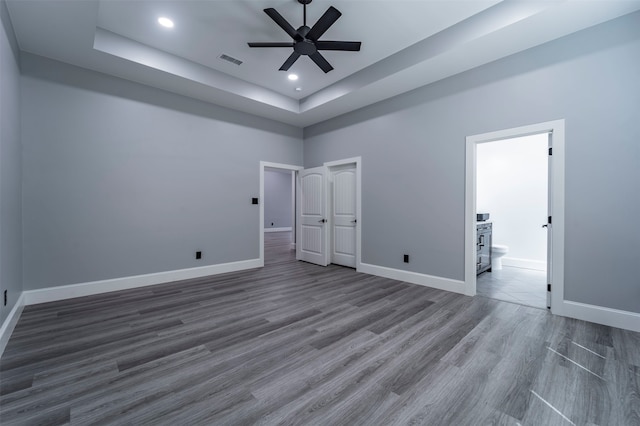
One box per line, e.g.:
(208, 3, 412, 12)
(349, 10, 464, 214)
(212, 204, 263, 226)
(219, 54, 243, 66)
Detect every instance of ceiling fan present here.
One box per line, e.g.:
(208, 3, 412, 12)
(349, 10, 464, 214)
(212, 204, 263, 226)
(248, 0, 361, 73)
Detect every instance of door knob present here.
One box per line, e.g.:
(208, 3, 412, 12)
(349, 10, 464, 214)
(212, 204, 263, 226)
(542, 224, 548, 228)
(351, 220, 357, 223)
(318, 219, 327, 223)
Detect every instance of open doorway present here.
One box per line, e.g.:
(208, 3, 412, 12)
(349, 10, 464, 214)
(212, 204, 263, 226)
(259, 159, 361, 270)
(475, 133, 548, 309)
(264, 167, 295, 234)
(263, 167, 296, 263)
(259, 162, 302, 266)
(465, 120, 565, 314)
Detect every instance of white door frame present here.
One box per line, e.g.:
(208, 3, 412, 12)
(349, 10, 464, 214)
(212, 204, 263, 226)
(259, 161, 303, 267)
(465, 120, 565, 314)
(325, 157, 362, 271)
(259, 158, 361, 270)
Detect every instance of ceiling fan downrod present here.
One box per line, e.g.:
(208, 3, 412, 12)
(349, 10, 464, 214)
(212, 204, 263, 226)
(300, 0, 312, 28)
(303, 0, 307, 26)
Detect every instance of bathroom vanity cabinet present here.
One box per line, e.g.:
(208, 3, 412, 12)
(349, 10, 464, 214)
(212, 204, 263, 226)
(477, 222, 492, 275)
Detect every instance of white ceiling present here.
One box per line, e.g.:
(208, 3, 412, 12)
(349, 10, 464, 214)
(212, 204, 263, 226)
(6, 0, 640, 128)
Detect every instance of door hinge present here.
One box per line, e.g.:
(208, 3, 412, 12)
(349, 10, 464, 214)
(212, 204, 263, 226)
(547, 284, 551, 292)
(548, 216, 552, 224)
(548, 147, 553, 155)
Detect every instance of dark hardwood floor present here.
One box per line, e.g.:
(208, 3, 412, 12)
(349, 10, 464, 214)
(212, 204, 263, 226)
(1, 232, 639, 425)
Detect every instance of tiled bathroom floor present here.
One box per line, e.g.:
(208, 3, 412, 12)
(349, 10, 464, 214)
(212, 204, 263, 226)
(477, 266, 547, 309)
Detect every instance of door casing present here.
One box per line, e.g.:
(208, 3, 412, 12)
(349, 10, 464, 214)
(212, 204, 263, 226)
(465, 120, 565, 314)
(259, 158, 361, 270)
(259, 161, 303, 266)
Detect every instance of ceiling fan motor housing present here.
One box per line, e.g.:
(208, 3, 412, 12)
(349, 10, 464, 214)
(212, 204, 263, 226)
(294, 26, 317, 55)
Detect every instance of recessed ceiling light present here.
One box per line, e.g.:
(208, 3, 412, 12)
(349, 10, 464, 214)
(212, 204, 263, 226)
(295, 87, 302, 92)
(158, 17, 174, 28)
(288, 74, 298, 81)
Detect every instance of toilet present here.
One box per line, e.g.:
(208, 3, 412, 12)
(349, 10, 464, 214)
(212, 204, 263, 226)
(491, 244, 509, 270)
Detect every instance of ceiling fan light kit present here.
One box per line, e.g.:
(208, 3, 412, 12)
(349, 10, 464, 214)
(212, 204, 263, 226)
(248, 0, 362, 73)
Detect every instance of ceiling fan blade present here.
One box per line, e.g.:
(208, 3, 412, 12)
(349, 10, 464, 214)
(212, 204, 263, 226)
(309, 52, 333, 73)
(306, 6, 341, 41)
(248, 42, 294, 48)
(315, 41, 361, 51)
(279, 52, 301, 71)
(264, 8, 303, 41)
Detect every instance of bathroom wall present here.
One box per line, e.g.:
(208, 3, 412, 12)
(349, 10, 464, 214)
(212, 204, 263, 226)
(264, 169, 293, 230)
(477, 134, 548, 270)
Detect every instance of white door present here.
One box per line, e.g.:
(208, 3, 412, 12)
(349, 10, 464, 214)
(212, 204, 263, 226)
(297, 166, 329, 266)
(546, 133, 553, 309)
(331, 167, 357, 267)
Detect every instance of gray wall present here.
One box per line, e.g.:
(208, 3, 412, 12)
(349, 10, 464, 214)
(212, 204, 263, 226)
(0, 0, 22, 325)
(304, 12, 640, 314)
(264, 169, 292, 229)
(21, 54, 303, 290)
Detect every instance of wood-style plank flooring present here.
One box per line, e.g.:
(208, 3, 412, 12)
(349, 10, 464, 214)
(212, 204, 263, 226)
(1, 232, 639, 425)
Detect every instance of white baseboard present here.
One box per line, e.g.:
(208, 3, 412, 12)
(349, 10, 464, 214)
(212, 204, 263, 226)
(0, 292, 26, 358)
(558, 300, 640, 333)
(358, 263, 466, 295)
(6, 259, 638, 360)
(502, 257, 546, 271)
(23, 258, 262, 306)
(264, 227, 292, 233)
(356, 264, 639, 333)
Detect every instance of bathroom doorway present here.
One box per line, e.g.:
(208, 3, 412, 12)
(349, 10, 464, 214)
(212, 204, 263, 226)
(465, 120, 566, 313)
(475, 133, 548, 308)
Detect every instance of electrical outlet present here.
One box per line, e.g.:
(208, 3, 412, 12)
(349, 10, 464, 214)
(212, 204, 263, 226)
(196, 251, 202, 260)
(404, 254, 409, 263)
